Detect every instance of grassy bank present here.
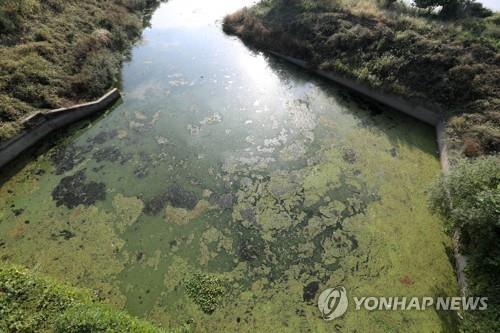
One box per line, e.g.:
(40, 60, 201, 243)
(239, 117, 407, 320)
(0, 0, 163, 141)
(223, 0, 499, 158)
(0, 265, 188, 332)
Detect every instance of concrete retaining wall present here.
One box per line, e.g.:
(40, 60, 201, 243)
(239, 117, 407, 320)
(0, 89, 121, 170)
(269, 51, 469, 295)
(270, 51, 441, 126)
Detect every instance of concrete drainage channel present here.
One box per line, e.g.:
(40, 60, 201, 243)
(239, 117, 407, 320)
(0, 54, 467, 296)
(0, 88, 121, 170)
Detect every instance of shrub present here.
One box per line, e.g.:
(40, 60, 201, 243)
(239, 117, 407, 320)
(429, 156, 499, 233)
(71, 50, 120, 99)
(0, 265, 178, 332)
(428, 156, 500, 332)
(0, 94, 33, 122)
(55, 305, 165, 333)
(0, 121, 21, 141)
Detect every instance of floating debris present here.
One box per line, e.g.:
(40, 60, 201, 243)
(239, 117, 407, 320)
(57, 229, 76, 241)
(151, 111, 161, 125)
(156, 136, 169, 145)
(169, 79, 189, 87)
(134, 111, 147, 121)
(187, 124, 200, 136)
(287, 100, 317, 131)
(129, 121, 144, 130)
(280, 142, 306, 161)
(264, 129, 288, 148)
(245, 136, 256, 145)
(256, 146, 275, 153)
(117, 130, 128, 140)
(200, 112, 222, 125)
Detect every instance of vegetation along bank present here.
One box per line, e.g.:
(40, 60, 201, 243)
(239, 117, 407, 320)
(0, 0, 164, 141)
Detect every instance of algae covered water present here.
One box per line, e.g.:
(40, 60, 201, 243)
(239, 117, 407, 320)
(0, 0, 458, 331)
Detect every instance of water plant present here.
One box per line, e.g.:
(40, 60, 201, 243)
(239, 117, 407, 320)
(184, 273, 225, 314)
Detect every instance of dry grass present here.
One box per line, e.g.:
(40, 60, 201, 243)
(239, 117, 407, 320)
(223, 9, 272, 42)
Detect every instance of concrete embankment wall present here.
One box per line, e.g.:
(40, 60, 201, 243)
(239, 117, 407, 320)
(268, 51, 468, 295)
(0, 89, 121, 170)
(269, 51, 441, 126)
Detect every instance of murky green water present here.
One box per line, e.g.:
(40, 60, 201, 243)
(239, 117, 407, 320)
(0, 1, 458, 332)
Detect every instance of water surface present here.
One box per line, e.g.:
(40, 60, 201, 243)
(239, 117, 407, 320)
(0, 1, 458, 332)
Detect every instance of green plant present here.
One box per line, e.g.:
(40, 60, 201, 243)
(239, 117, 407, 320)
(429, 156, 499, 233)
(55, 305, 165, 333)
(71, 49, 121, 99)
(184, 273, 225, 314)
(428, 156, 500, 332)
(0, 121, 21, 140)
(0, 264, 179, 332)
